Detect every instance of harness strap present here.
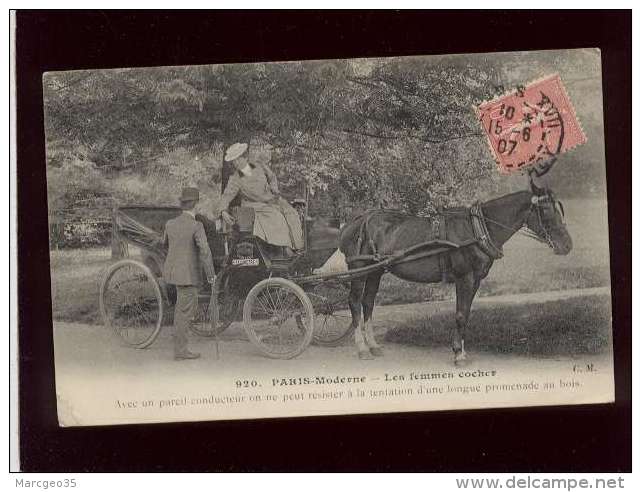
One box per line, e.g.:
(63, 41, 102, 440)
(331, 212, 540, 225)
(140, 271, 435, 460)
(437, 210, 451, 282)
(346, 238, 464, 266)
(347, 254, 381, 264)
(470, 203, 504, 260)
(349, 204, 505, 267)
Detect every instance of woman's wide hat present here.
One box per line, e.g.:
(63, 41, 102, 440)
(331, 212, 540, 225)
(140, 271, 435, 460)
(224, 142, 248, 162)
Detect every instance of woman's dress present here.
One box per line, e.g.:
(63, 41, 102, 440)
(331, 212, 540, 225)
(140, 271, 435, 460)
(213, 163, 304, 249)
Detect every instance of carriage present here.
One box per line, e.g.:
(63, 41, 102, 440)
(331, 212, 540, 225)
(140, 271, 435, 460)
(99, 183, 465, 359)
(100, 193, 357, 359)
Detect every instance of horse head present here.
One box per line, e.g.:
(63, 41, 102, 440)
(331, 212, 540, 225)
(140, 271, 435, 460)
(525, 181, 573, 255)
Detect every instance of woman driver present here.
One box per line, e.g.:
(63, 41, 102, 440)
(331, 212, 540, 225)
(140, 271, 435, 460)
(213, 142, 304, 254)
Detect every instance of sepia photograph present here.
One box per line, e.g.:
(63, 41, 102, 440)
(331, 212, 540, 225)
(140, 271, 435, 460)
(43, 48, 614, 427)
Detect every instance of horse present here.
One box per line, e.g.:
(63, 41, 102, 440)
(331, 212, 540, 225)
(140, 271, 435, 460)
(338, 181, 573, 364)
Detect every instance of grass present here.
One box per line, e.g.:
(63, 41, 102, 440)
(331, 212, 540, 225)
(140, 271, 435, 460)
(374, 263, 609, 306)
(50, 247, 130, 324)
(50, 199, 612, 325)
(385, 293, 612, 357)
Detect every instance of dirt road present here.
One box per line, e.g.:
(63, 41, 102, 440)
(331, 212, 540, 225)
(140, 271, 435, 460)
(53, 286, 615, 426)
(54, 286, 611, 370)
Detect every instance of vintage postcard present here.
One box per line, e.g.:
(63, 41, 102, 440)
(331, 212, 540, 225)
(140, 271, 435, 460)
(44, 48, 614, 426)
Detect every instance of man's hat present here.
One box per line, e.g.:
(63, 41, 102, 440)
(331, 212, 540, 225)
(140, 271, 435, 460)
(224, 142, 248, 162)
(179, 187, 199, 202)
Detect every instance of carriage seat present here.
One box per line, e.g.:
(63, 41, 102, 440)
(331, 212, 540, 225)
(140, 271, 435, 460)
(230, 206, 255, 233)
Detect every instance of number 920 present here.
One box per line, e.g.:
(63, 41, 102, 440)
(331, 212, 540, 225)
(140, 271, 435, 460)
(235, 379, 259, 388)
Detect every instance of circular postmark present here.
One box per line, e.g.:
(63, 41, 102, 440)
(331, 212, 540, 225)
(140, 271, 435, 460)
(477, 75, 585, 174)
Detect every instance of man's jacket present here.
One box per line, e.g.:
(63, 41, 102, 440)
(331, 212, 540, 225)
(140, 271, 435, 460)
(161, 212, 215, 286)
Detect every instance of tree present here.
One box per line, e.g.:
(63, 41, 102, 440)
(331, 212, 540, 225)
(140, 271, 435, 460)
(43, 54, 552, 219)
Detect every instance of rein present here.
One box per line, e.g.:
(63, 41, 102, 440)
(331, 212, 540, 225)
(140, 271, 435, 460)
(478, 201, 556, 250)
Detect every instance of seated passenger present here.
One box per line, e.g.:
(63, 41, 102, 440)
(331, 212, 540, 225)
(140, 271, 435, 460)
(213, 142, 304, 253)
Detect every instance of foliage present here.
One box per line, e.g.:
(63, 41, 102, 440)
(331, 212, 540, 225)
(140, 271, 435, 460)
(43, 51, 602, 221)
(52, 220, 112, 249)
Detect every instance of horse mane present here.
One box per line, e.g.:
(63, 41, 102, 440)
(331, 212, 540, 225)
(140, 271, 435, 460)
(481, 189, 532, 207)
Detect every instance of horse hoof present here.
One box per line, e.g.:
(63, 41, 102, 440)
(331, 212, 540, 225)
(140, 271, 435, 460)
(358, 350, 374, 360)
(369, 346, 384, 357)
(454, 355, 469, 367)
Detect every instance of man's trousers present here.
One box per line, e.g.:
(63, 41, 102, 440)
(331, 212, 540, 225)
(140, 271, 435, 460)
(173, 285, 199, 356)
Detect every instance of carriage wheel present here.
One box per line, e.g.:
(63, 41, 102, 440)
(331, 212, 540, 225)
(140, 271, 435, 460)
(299, 280, 355, 347)
(191, 285, 239, 337)
(99, 259, 163, 349)
(198, 271, 239, 336)
(243, 277, 314, 359)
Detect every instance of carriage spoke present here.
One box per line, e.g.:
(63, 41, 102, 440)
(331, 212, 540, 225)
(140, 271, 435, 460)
(304, 282, 353, 346)
(273, 286, 285, 311)
(252, 304, 273, 318)
(261, 287, 274, 311)
(279, 292, 299, 317)
(265, 286, 280, 313)
(101, 260, 163, 348)
(244, 279, 314, 359)
(255, 295, 273, 316)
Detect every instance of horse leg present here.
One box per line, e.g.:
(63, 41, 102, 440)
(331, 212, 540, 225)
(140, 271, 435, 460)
(453, 271, 480, 365)
(362, 272, 384, 356)
(349, 278, 372, 360)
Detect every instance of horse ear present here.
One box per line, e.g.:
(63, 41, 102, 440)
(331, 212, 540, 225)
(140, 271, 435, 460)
(528, 157, 557, 195)
(528, 171, 546, 196)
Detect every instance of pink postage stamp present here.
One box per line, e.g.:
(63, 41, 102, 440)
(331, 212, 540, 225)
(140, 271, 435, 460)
(476, 74, 587, 174)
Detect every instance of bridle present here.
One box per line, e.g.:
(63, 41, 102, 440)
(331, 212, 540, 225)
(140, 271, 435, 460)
(521, 196, 563, 249)
(479, 193, 565, 251)
(477, 156, 566, 252)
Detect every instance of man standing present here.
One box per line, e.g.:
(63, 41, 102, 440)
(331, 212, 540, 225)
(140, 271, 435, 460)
(161, 187, 215, 360)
